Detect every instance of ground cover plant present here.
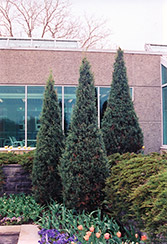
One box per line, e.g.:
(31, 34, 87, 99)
(130, 169, 167, 240)
(104, 152, 167, 241)
(0, 150, 34, 169)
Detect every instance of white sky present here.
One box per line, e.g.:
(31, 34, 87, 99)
(70, 0, 167, 50)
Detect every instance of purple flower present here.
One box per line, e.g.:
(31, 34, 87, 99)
(38, 229, 80, 244)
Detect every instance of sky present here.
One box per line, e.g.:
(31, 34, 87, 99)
(70, 0, 167, 51)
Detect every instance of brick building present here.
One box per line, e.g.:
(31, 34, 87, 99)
(0, 38, 167, 154)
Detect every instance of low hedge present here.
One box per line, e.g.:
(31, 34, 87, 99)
(104, 152, 167, 240)
(0, 150, 34, 173)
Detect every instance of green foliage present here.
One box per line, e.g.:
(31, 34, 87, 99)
(130, 169, 167, 238)
(104, 153, 167, 239)
(32, 73, 64, 204)
(0, 152, 20, 165)
(101, 48, 143, 155)
(18, 150, 35, 174)
(59, 58, 108, 212)
(0, 151, 34, 169)
(0, 193, 44, 224)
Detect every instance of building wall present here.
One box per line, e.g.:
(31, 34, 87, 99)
(0, 48, 162, 153)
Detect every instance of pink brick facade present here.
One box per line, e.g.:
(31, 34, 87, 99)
(0, 48, 162, 153)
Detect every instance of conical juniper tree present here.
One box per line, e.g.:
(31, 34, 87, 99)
(59, 57, 108, 212)
(101, 48, 143, 155)
(32, 73, 64, 204)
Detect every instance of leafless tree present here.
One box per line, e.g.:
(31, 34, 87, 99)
(79, 15, 111, 49)
(0, 0, 112, 49)
(0, 0, 15, 36)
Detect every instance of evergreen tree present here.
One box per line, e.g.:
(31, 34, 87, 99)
(32, 73, 64, 204)
(101, 48, 143, 155)
(59, 57, 108, 212)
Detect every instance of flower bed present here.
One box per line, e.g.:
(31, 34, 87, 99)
(0, 193, 147, 244)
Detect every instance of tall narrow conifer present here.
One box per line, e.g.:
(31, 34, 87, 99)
(59, 57, 108, 212)
(32, 73, 64, 204)
(101, 48, 143, 155)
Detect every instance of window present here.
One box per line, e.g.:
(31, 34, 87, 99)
(64, 87, 76, 133)
(100, 87, 110, 124)
(27, 86, 62, 147)
(162, 65, 167, 85)
(163, 86, 167, 144)
(27, 86, 45, 147)
(0, 85, 133, 148)
(162, 64, 167, 145)
(0, 86, 25, 147)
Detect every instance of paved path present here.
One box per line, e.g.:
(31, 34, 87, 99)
(0, 225, 40, 244)
(0, 233, 19, 244)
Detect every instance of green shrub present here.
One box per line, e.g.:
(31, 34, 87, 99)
(59, 58, 108, 212)
(0, 151, 34, 170)
(104, 153, 167, 238)
(107, 152, 142, 167)
(32, 74, 64, 204)
(130, 170, 167, 239)
(101, 48, 143, 155)
(18, 150, 34, 174)
(0, 152, 20, 165)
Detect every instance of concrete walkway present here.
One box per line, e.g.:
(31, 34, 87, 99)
(0, 225, 40, 244)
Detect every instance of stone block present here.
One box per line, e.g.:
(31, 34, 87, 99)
(1, 164, 32, 195)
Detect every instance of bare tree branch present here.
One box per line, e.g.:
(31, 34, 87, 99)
(79, 14, 112, 49)
(10, 0, 43, 37)
(47, 14, 79, 39)
(40, 0, 75, 38)
(40, 0, 60, 37)
(0, 0, 15, 36)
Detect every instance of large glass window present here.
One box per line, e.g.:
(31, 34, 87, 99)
(100, 87, 110, 124)
(64, 87, 76, 133)
(129, 87, 133, 98)
(162, 64, 167, 145)
(27, 86, 62, 147)
(0, 85, 132, 148)
(27, 86, 45, 147)
(163, 86, 167, 145)
(162, 65, 167, 85)
(0, 86, 25, 147)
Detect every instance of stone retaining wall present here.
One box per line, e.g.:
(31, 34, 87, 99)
(0, 164, 32, 196)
